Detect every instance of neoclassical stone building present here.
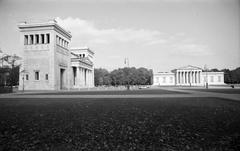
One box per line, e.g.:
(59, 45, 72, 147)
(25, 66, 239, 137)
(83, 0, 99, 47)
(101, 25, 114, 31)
(153, 65, 225, 86)
(18, 20, 94, 90)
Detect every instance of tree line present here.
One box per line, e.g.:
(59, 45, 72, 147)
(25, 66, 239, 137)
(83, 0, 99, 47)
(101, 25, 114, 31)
(94, 67, 153, 86)
(0, 66, 19, 87)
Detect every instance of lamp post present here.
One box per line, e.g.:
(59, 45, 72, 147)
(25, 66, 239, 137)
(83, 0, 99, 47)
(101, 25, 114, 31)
(124, 58, 130, 90)
(20, 69, 26, 92)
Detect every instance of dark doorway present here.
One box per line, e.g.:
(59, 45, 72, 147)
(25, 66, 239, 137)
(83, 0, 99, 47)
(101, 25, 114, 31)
(60, 68, 65, 89)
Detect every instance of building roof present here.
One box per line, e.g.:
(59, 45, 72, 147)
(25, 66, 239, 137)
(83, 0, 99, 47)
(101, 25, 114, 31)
(18, 19, 72, 39)
(173, 65, 203, 71)
(154, 72, 175, 75)
(71, 47, 94, 55)
(70, 52, 93, 66)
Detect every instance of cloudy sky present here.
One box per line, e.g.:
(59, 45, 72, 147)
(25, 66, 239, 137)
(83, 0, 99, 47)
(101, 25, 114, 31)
(0, 0, 239, 72)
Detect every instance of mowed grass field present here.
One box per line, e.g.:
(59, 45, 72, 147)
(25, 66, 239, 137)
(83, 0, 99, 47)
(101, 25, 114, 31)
(1, 96, 240, 151)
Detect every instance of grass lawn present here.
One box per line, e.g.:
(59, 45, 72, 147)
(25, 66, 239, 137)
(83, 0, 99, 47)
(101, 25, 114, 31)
(18, 88, 187, 95)
(0, 97, 240, 151)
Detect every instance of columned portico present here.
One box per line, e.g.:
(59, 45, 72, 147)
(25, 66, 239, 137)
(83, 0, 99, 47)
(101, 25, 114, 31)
(154, 65, 225, 86)
(72, 66, 94, 88)
(174, 66, 203, 86)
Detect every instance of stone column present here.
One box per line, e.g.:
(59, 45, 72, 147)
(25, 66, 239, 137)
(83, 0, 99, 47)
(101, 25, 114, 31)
(27, 35, 30, 45)
(84, 68, 86, 86)
(86, 70, 89, 87)
(182, 71, 184, 84)
(181, 71, 183, 84)
(186, 71, 189, 84)
(81, 68, 84, 87)
(92, 69, 94, 87)
(199, 71, 201, 83)
(184, 71, 187, 84)
(185, 71, 188, 84)
(189, 71, 192, 84)
(193, 71, 195, 84)
(91, 70, 93, 86)
(178, 71, 180, 84)
(176, 71, 178, 85)
(196, 71, 199, 84)
(44, 34, 47, 44)
(39, 34, 42, 44)
(76, 67, 80, 87)
(33, 35, 36, 44)
(195, 71, 197, 83)
(193, 71, 195, 83)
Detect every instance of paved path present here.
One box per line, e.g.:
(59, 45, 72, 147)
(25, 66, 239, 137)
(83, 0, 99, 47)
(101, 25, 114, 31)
(0, 87, 240, 101)
(162, 87, 240, 101)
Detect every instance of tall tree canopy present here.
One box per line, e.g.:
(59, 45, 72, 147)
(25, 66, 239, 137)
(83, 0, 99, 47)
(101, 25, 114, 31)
(94, 67, 153, 86)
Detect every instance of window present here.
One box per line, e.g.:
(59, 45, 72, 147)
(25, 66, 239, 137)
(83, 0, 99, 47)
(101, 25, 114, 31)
(210, 76, 214, 82)
(45, 74, 48, 80)
(24, 35, 28, 45)
(218, 76, 221, 82)
(61, 39, 63, 46)
(83, 54, 85, 57)
(163, 77, 166, 83)
(26, 74, 29, 80)
(30, 35, 33, 44)
(41, 34, 45, 44)
(35, 71, 39, 80)
(35, 35, 39, 44)
(46, 34, 50, 43)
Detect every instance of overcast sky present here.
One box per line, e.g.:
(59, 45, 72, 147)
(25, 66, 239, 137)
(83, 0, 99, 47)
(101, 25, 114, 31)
(0, 0, 239, 72)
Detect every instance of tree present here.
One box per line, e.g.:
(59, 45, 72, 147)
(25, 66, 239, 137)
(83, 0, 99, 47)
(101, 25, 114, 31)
(0, 54, 21, 90)
(221, 68, 240, 84)
(94, 68, 111, 86)
(95, 67, 154, 86)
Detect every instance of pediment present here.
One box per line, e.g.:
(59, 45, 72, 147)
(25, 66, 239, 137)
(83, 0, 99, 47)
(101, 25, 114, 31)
(177, 65, 202, 71)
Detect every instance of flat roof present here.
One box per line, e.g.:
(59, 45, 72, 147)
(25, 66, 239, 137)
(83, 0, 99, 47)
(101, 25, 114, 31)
(18, 19, 72, 39)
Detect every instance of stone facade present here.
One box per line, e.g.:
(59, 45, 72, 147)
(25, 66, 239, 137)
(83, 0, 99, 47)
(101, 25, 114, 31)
(18, 20, 94, 90)
(153, 65, 225, 86)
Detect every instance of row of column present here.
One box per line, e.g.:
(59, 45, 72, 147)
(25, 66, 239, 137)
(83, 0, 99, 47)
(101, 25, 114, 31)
(24, 34, 50, 45)
(176, 70, 201, 84)
(56, 35, 69, 48)
(75, 67, 94, 87)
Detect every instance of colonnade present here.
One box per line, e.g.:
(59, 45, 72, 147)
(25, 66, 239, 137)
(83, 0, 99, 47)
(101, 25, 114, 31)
(176, 70, 201, 85)
(24, 33, 50, 45)
(74, 67, 94, 87)
(56, 35, 69, 48)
